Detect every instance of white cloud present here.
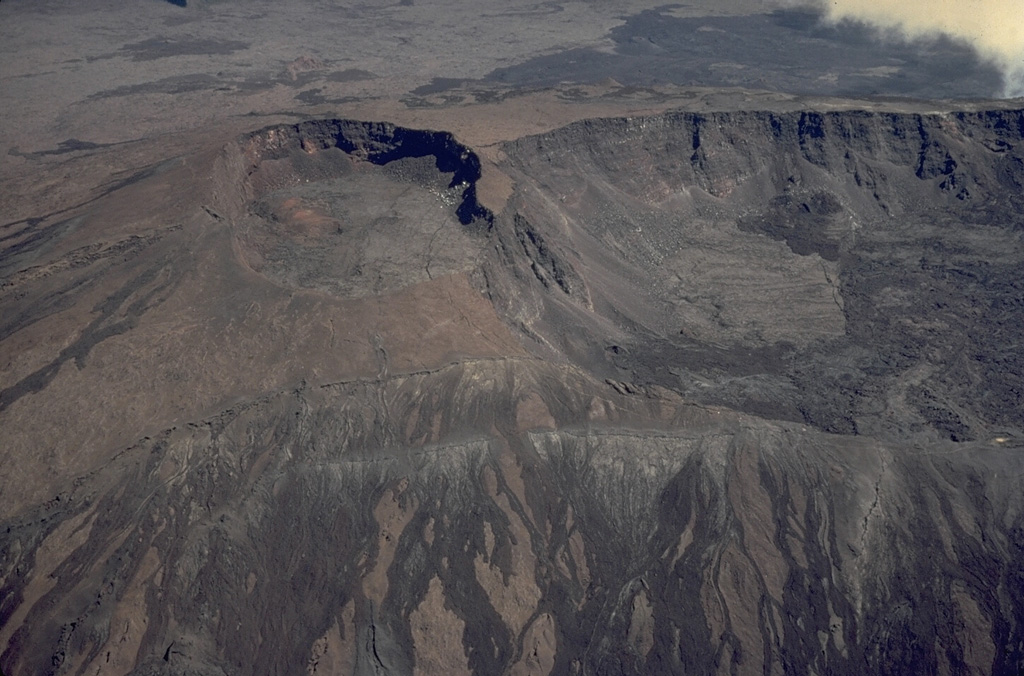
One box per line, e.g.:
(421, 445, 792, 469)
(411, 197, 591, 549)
(821, 0, 1024, 97)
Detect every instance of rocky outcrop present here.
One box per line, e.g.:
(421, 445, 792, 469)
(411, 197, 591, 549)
(497, 107, 1024, 441)
(240, 119, 492, 227)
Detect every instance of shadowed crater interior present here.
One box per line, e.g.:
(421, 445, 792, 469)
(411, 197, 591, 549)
(232, 120, 491, 297)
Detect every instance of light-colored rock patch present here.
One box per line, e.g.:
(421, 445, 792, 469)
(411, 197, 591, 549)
(476, 464, 542, 638)
(410, 576, 470, 676)
(364, 479, 417, 603)
(510, 612, 557, 676)
(84, 546, 162, 675)
(627, 589, 655, 658)
(306, 602, 356, 675)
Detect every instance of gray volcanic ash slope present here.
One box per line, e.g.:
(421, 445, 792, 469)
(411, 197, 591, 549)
(497, 109, 1024, 441)
(2, 107, 1024, 676)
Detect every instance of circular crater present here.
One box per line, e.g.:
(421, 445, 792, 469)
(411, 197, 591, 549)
(233, 121, 489, 297)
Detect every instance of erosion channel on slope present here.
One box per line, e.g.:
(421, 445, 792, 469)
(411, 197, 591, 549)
(1, 109, 1023, 676)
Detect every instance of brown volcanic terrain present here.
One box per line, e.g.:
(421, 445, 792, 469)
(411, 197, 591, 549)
(3, 100, 1024, 676)
(3, 1, 1024, 675)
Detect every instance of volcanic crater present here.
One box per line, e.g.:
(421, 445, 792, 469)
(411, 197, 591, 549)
(2, 105, 1024, 676)
(229, 121, 491, 297)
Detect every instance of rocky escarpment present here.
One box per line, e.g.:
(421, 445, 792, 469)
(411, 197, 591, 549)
(496, 108, 1024, 442)
(239, 119, 492, 226)
(2, 105, 1024, 676)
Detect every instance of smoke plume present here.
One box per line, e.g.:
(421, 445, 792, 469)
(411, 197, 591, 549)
(820, 0, 1024, 97)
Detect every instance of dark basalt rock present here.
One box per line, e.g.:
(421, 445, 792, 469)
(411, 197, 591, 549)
(243, 119, 491, 226)
(498, 108, 1024, 442)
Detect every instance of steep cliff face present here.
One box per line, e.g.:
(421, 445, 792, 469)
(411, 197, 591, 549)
(496, 109, 1024, 440)
(2, 109, 1024, 676)
(240, 120, 491, 226)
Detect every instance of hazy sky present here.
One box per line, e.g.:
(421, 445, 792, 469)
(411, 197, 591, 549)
(821, 0, 1024, 95)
